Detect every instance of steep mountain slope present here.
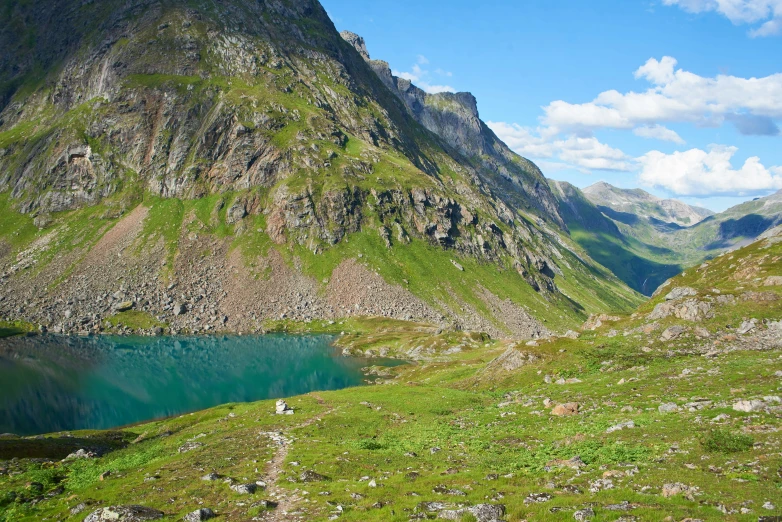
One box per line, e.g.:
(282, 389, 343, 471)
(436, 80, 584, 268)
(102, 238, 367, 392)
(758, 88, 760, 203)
(584, 181, 713, 227)
(549, 180, 684, 295)
(0, 0, 641, 338)
(553, 180, 782, 295)
(339, 31, 563, 229)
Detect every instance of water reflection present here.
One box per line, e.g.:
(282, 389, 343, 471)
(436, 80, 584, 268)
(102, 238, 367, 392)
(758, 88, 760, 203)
(0, 334, 398, 435)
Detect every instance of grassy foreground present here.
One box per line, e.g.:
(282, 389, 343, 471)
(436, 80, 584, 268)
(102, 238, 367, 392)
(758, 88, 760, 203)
(1, 237, 782, 521)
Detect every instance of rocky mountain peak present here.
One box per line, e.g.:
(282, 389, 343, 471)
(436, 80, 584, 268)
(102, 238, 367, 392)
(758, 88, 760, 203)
(339, 30, 370, 60)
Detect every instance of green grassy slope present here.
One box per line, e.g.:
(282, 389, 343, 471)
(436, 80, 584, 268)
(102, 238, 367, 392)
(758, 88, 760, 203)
(2, 232, 780, 521)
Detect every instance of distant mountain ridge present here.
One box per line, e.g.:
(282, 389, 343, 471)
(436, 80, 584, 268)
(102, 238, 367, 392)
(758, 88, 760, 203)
(551, 180, 782, 295)
(583, 182, 714, 227)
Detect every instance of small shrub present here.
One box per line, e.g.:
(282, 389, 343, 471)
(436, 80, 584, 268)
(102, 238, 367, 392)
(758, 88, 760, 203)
(701, 429, 753, 453)
(355, 439, 385, 451)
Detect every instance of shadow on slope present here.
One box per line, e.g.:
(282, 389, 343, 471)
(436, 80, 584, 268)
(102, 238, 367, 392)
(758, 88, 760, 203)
(570, 226, 682, 296)
(704, 214, 781, 250)
(595, 206, 640, 226)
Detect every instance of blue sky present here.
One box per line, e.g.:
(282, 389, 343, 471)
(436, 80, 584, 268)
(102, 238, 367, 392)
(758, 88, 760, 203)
(322, 0, 782, 211)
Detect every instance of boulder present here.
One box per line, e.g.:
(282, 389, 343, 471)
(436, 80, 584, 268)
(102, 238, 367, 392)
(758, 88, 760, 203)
(113, 301, 134, 312)
(550, 403, 579, 416)
(763, 276, 782, 286)
(183, 508, 215, 522)
(64, 448, 96, 461)
(664, 287, 697, 301)
(660, 325, 687, 342)
(230, 483, 257, 494)
(606, 420, 635, 433)
(300, 470, 328, 482)
(661, 482, 691, 498)
(582, 314, 620, 331)
(226, 202, 247, 224)
(737, 319, 758, 335)
(84, 506, 164, 522)
(658, 403, 679, 413)
(275, 399, 293, 415)
(573, 508, 595, 521)
(733, 400, 765, 412)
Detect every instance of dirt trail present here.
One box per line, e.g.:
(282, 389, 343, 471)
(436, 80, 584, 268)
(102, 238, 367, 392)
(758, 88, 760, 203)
(262, 395, 335, 522)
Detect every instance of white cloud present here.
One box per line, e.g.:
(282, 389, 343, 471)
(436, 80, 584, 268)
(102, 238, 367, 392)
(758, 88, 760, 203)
(635, 55, 678, 84)
(750, 16, 782, 35)
(487, 122, 633, 171)
(663, 0, 782, 36)
(490, 118, 782, 196)
(633, 124, 686, 143)
(638, 145, 782, 196)
(542, 56, 782, 135)
(393, 59, 456, 94)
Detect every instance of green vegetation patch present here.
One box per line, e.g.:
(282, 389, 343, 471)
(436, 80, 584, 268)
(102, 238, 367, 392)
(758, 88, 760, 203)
(0, 320, 35, 338)
(105, 311, 165, 331)
(701, 429, 754, 454)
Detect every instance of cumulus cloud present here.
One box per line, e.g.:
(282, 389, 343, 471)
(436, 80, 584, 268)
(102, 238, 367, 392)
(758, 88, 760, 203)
(392, 58, 456, 94)
(663, 0, 782, 37)
(633, 124, 686, 143)
(542, 56, 782, 133)
(638, 145, 782, 196)
(487, 122, 633, 171)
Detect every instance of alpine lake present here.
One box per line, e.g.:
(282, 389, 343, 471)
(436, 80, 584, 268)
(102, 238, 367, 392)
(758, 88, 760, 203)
(0, 334, 403, 436)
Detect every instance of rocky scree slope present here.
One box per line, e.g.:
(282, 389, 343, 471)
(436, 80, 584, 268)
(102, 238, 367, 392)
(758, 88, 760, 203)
(0, 0, 640, 338)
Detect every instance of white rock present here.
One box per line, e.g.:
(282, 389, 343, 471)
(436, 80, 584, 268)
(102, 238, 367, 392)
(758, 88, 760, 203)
(658, 403, 679, 413)
(606, 420, 635, 434)
(733, 400, 765, 412)
(276, 399, 294, 415)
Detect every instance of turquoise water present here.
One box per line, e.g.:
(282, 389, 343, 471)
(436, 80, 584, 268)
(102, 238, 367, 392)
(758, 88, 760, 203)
(0, 334, 400, 435)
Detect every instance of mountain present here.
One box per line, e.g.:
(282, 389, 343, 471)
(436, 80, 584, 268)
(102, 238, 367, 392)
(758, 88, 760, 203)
(551, 180, 782, 295)
(549, 180, 685, 295)
(0, 0, 641, 339)
(583, 181, 714, 227)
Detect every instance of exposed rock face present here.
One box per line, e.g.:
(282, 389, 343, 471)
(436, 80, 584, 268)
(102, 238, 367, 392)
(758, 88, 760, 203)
(83, 506, 164, 522)
(339, 31, 370, 61)
(649, 299, 713, 322)
(550, 403, 579, 416)
(665, 287, 697, 301)
(483, 348, 538, 373)
(340, 31, 564, 228)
